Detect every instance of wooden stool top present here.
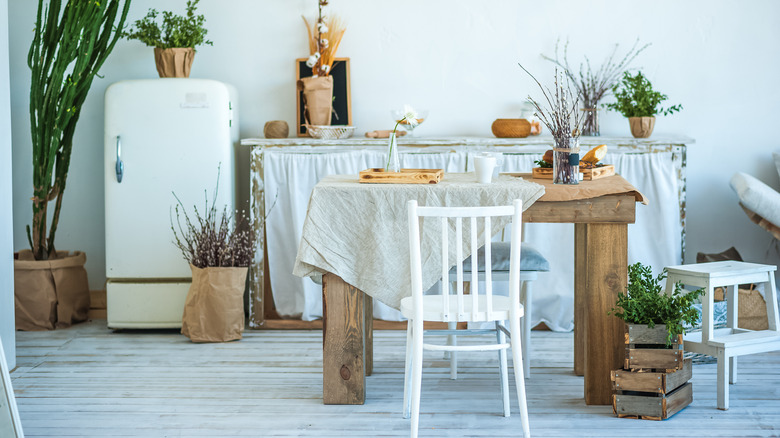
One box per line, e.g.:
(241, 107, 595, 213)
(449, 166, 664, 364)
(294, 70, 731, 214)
(666, 261, 776, 278)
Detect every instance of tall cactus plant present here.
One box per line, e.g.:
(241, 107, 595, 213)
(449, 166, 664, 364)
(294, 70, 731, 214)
(27, 0, 131, 260)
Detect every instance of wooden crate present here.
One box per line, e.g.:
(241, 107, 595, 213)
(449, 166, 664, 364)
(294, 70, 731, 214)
(612, 358, 692, 395)
(358, 168, 443, 184)
(624, 324, 684, 372)
(613, 381, 692, 420)
(531, 164, 614, 181)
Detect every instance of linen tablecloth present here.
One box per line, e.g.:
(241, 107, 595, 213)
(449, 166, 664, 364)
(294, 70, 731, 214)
(293, 173, 545, 309)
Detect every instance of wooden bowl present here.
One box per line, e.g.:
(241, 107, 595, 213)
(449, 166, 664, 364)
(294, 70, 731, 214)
(491, 119, 532, 138)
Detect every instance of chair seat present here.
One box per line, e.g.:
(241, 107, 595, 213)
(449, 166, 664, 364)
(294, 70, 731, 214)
(400, 295, 523, 322)
(455, 242, 550, 274)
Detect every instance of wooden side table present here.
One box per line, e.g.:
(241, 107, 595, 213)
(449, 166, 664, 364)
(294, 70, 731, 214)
(665, 261, 780, 410)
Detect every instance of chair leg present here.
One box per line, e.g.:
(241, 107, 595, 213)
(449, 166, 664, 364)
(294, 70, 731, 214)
(410, 318, 425, 438)
(717, 347, 729, 410)
(521, 280, 533, 378)
(729, 356, 737, 385)
(403, 320, 413, 418)
(496, 321, 510, 417)
(448, 321, 458, 380)
(510, 314, 531, 438)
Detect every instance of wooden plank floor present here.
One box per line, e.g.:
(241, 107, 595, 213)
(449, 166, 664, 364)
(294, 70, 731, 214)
(10, 320, 780, 437)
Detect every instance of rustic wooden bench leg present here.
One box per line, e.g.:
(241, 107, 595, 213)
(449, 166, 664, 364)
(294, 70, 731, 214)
(322, 273, 366, 405)
(577, 223, 627, 405)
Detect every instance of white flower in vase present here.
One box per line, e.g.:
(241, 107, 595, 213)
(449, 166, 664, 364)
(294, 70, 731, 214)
(401, 104, 420, 127)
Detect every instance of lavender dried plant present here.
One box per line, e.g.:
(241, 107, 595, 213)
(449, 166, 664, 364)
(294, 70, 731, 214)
(542, 38, 649, 135)
(171, 171, 255, 268)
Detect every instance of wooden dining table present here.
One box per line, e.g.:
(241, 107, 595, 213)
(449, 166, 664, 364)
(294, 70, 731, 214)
(304, 173, 646, 406)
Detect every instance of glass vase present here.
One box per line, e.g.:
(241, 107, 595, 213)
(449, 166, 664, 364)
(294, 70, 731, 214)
(552, 137, 580, 185)
(581, 107, 600, 136)
(385, 131, 400, 172)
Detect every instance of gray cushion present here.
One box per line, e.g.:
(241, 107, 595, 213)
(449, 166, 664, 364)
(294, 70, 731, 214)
(456, 242, 550, 273)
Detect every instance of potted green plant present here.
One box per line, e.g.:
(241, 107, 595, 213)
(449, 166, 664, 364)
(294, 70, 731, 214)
(611, 262, 703, 347)
(604, 71, 682, 138)
(172, 177, 254, 343)
(15, 0, 130, 331)
(122, 0, 213, 78)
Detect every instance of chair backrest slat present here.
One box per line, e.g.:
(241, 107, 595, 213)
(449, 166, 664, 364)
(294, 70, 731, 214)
(455, 217, 464, 318)
(484, 215, 493, 321)
(441, 216, 450, 320)
(407, 200, 523, 323)
(470, 216, 479, 317)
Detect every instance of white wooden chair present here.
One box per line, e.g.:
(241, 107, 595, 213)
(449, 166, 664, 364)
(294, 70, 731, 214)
(401, 200, 530, 438)
(665, 261, 780, 410)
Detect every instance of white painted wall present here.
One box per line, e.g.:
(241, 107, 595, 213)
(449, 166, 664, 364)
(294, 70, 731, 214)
(7, 0, 780, 291)
(1, 0, 17, 370)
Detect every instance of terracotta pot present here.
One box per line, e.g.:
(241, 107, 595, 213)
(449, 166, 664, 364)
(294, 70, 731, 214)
(491, 119, 531, 138)
(628, 116, 656, 138)
(154, 47, 195, 78)
(14, 250, 90, 330)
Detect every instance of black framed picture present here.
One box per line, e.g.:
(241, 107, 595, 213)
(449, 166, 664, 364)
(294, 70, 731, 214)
(296, 57, 352, 137)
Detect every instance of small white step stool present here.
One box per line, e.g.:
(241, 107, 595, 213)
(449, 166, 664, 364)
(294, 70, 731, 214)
(665, 261, 780, 410)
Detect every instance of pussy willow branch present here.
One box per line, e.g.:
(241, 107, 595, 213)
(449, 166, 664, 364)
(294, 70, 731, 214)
(518, 64, 584, 143)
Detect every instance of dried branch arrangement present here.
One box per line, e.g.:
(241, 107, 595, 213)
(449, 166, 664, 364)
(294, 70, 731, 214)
(542, 39, 649, 135)
(303, 1, 346, 76)
(171, 173, 255, 268)
(518, 65, 584, 184)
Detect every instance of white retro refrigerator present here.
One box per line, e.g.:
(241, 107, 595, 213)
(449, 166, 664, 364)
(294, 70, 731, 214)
(104, 79, 237, 328)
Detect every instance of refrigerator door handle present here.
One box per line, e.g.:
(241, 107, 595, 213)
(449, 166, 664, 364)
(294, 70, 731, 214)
(115, 136, 124, 183)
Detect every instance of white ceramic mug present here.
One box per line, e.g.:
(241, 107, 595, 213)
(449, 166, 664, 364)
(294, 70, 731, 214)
(474, 154, 497, 184)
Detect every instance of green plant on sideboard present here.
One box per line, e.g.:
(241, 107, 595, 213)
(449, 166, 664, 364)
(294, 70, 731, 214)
(610, 262, 704, 346)
(605, 71, 682, 118)
(27, 0, 130, 260)
(122, 0, 212, 49)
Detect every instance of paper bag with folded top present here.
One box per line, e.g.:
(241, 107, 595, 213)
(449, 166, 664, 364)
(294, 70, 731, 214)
(181, 265, 247, 343)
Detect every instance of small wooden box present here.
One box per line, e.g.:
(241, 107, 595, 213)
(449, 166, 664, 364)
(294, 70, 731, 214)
(531, 164, 615, 181)
(612, 358, 692, 395)
(625, 324, 684, 372)
(613, 380, 693, 420)
(359, 168, 443, 184)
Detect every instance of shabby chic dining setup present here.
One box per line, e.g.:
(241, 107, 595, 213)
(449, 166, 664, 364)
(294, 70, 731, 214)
(6, 1, 780, 437)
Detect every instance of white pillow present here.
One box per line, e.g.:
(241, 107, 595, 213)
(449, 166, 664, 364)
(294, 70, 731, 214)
(730, 172, 780, 228)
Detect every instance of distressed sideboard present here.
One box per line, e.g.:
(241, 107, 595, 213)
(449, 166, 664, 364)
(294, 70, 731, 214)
(241, 136, 693, 329)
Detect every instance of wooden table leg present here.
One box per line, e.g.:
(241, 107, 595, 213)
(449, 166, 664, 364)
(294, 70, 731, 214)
(573, 224, 586, 377)
(576, 223, 627, 405)
(322, 273, 366, 404)
(365, 296, 373, 376)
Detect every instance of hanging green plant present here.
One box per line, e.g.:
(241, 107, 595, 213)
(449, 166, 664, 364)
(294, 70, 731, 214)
(27, 0, 131, 260)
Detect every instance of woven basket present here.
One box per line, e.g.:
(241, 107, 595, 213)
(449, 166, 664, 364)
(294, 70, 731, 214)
(306, 125, 356, 140)
(491, 119, 531, 138)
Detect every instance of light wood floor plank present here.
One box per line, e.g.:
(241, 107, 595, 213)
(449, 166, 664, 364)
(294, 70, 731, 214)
(9, 320, 780, 437)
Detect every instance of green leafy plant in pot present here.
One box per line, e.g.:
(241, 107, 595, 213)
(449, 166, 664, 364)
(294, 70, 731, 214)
(122, 0, 213, 78)
(604, 71, 682, 138)
(15, 0, 130, 331)
(171, 176, 255, 343)
(610, 262, 704, 346)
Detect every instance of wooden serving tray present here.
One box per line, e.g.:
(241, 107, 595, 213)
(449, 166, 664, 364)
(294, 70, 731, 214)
(359, 168, 443, 184)
(532, 164, 615, 181)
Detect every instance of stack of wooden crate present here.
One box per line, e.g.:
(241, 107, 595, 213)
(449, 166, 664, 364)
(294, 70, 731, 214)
(611, 324, 693, 420)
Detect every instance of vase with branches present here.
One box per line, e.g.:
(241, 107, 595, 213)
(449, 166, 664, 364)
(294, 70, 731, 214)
(299, 1, 346, 130)
(519, 65, 584, 184)
(542, 39, 649, 136)
(27, 0, 130, 260)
